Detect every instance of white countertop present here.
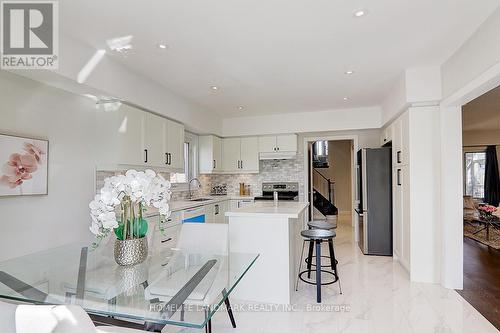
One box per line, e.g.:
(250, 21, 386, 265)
(144, 195, 255, 217)
(225, 201, 309, 219)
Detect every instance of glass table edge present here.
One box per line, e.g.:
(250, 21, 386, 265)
(0, 252, 261, 330)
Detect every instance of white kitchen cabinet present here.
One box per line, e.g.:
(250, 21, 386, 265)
(144, 113, 165, 167)
(258, 134, 297, 153)
(96, 104, 145, 166)
(240, 137, 259, 172)
(165, 120, 185, 170)
(258, 136, 278, 153)
(222, 138, 241, 171)
(230, 198, 254, 210)
(276, 135, 297, 152)
(216, 200, 228, 223)
(199, 135, 222, 173)
(222, 137, 259, 173)
(205, 204, 216, 223)
(96, 104, 185, 170)
(391, 112, 409, 167)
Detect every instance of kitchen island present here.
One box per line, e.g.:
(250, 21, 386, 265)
(226, 201, 309, 304)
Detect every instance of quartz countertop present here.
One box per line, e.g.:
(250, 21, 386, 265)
(143, 195, 255, 217)
(225, 201, 309, 219)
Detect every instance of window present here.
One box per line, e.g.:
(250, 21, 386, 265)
(170, 142, 189, 184)
(170, 132, 198, 187)
(464, 151, 486, 199)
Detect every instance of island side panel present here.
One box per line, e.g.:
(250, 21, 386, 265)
(229, 215, 292, 304)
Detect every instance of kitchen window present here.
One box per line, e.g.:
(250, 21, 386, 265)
(464, 151, 486, 199)
(170, 132, 198, 188)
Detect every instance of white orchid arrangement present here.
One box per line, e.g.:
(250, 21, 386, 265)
(89, 169, 171, 248)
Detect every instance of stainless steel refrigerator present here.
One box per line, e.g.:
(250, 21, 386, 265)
(355, 148, 393, 256)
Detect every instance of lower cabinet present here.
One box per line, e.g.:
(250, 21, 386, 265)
(230, 198, 255, 210)
(206, 201, 229, 223)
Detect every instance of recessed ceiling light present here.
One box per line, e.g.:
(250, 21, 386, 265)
(157, 43, 168, 49)
(238, 106, 244, 111)
(211, 86, 219, 91)
(353, 10, 367, 17)
(343, 97, 349, 101)
(345, 70, 355, 75)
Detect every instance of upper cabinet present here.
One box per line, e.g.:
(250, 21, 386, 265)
(96, 104, 185, 171)
(222, 137, 259, 173)
(199, 135, 222, 173)
(165, 120, 185, 169)
(258, 134, 297, 152)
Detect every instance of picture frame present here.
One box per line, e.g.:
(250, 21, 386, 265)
(0, 133, 49, 197)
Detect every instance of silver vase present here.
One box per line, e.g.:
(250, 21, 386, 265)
(114, 237, 148, 266)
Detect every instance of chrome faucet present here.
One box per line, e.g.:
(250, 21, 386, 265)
(188, 178, 201, 199)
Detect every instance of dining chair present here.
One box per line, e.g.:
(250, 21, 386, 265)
(145, 223, 235, 333)
(0, 300, 143, 333)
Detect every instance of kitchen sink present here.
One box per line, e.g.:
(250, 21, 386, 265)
(189, 198, 212, 202)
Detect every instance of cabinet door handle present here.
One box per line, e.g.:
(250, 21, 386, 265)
(277, 147, 279, 151)
(165, 153, 168, 165)
(237, 160, 240, 169)
(213, 159, 216, 169)
(215, 204, 219, 215)
(144, 149, 148, 163)
(161, 237, 173, 243)
(397, 169, 402, 186)
(397, 151, 402, 164)
(240, 160, 243, 169)
(168, 153, 172, 165)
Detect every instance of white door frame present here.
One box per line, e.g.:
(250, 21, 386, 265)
(303, 135, 359, 241)
(440, 62, 500, 289)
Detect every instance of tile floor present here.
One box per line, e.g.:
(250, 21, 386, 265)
(203, 217, 499, 333)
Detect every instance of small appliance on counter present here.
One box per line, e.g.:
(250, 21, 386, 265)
(210, 184, 227, 196)
(254, 182, 299, 201)
(239, 183, 251, 196)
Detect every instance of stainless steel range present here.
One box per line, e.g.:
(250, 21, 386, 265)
(254, 182, 299, 201)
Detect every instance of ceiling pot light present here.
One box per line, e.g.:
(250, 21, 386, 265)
(353, 10, 367, 17)
(238, 106, 244, 111)
(343, 97, 349, 101)
(157, 43, 168, 49)
(344, 70, 355, 75)
(211, 86, 219, 91)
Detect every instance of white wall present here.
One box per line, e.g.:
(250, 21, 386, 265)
(222, 107, 381, 137)
(442, 6, 500, 100)
(0, 71, 97, 261)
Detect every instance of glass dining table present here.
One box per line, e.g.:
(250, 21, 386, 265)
(0, 242, 259, 332)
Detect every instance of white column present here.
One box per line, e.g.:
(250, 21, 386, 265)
(439, 106, 463, 289)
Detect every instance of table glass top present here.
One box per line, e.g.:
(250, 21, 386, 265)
(0, 242, 258, 329)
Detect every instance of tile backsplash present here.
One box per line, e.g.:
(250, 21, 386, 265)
(199, 153, 304, 198)
(95, 153, 304, 200)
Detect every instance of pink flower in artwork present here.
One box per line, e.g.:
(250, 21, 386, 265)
(23, 142, 45, 164)
(0, 153, 38, 188)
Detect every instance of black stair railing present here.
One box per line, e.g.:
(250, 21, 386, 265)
(313, 169, 334, 203)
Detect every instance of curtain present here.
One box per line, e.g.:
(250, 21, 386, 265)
(484, 145, 500, 206)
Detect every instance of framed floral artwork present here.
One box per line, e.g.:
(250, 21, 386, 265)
(0, 134, 48, 197)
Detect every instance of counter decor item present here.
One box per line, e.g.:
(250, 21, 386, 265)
(89, 169, 172, 266)
(0, 134, 48, 197)
(478, 204, 498, 221)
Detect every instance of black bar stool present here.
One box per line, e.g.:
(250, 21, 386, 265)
(296, 229, 341, 303)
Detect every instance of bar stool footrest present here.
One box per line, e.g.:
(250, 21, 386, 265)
(305, 255, 338, 267)
(298, 270, 339, 285)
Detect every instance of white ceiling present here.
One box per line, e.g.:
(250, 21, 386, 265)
(463, 85, 500, 131)
(60, 0, 500, 118)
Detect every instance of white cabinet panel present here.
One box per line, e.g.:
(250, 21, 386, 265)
(258, 136, 277, 153)
(166, 120, 184, 169)
(144, 113, 165, 167)
(222, 138, 241, 172)
(240, 137, 259, 172)
(213, 136, 222, 172)
(276, 135, 297, 152)
(110, 105, 145, 166)
(199, 135, 222, 173)
(205, 204, 216, 223)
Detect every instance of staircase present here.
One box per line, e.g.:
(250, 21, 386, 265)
(313, 188, 338, 216)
